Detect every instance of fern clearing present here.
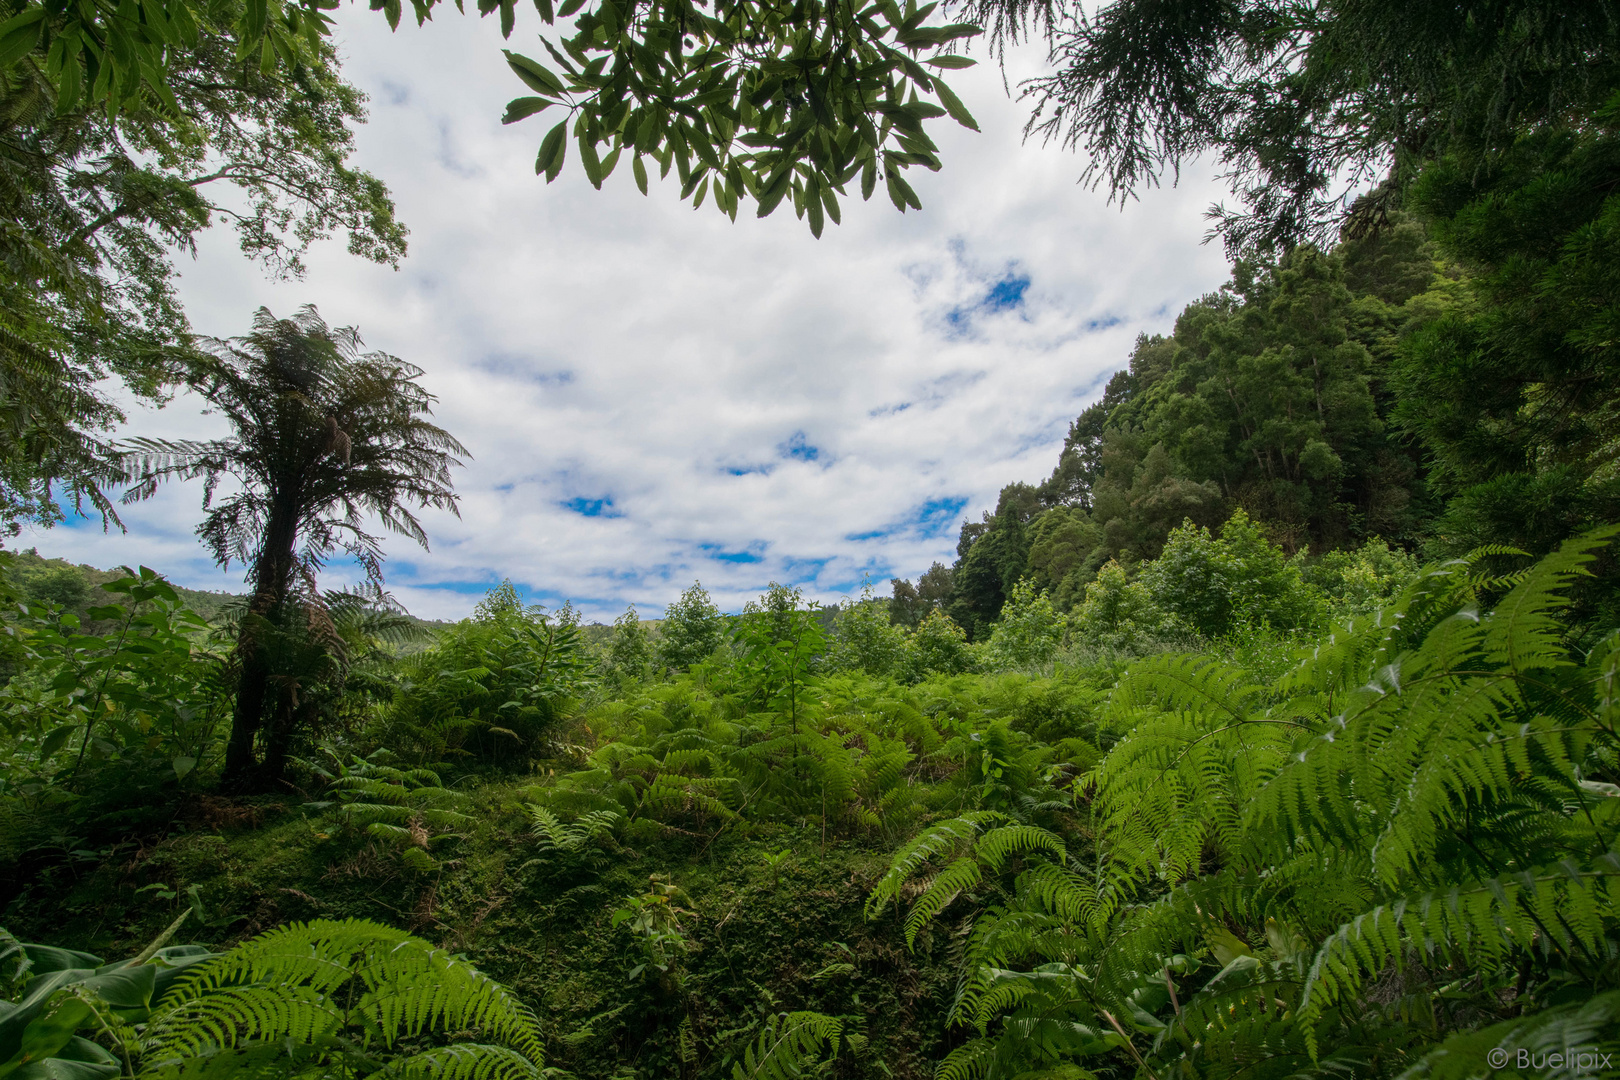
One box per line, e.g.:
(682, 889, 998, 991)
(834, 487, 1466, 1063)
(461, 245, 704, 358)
(872, 531, 1620, 1080)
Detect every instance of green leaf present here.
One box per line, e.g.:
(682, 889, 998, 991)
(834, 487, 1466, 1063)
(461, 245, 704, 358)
(39, 727, 74, 759)
(756, 167, 794, 217)
(579, 133, 603, 188)
(821, 183, 841, 225)
(886, 170, 920, 212)
(0, 8, 44, 69)
(633, 154, 649, 194)
(925, 55, 975, 69)
(932, 78, 978, 131)
(502, 96, 553, 123)
(536, 120, 567, 179)
(12, 1036, 119, 1080)
(3, 999, 95, 1078)
(504, 50, 566, 95)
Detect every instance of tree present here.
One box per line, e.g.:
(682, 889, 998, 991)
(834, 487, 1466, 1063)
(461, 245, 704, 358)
(979, 577, 1065, 669)
(607, 603, 653, 683)
(1, 0, 987, 240)
(0, 17, 404, 531)
(1392, 122, 1620, 580)
(657, 580, 725, 672)
(1008, 0, 1620, 253)
(122, 305, 466, 786)
(828, 581, 907, 676)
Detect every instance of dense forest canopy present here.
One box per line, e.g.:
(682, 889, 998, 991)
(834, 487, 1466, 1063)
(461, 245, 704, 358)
(899, 196, 1619, 638)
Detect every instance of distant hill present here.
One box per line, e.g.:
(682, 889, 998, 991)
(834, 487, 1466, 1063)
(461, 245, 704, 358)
(5, 548, 243, 623)
(1, 549, 452, 641)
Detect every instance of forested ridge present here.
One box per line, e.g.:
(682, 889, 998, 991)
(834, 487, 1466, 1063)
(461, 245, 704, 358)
(4, 0, 1620, 1077)
(898, 214, 1617, 642)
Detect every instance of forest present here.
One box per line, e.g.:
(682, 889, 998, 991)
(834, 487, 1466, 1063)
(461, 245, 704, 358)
(3, 0, 1619, 1078)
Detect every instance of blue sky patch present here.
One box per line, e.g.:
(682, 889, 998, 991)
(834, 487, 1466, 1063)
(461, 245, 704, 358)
(564, 497, 621, 518)
(702, 542, 766, 564)
(914, 496, 970, 537)
(985, 274, 1031, 311)
(945, 268, 1033, 336)
(779, 431, 821, 462)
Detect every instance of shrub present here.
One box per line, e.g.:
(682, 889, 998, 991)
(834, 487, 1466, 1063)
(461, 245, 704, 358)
(1068, 559, 1175, 650)
(901, 609, 974, 681)
(979, 578, 1067, 670)
(1139, 509, 1324, 637)
(658, 581, 726, 672)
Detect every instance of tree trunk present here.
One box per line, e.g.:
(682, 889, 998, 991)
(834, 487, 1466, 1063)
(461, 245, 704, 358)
(223, 650, 268, 782)
(221, 503, 300, 791)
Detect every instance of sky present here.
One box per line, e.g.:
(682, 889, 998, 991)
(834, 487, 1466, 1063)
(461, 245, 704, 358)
(22, 6, 1235, 622)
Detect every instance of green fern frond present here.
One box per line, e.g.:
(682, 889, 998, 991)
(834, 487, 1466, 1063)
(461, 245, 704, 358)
(1298, 855, 1620, 1052)
(369, 1043, 546, 1080)
(866, 812, 1006, 918)
(146, 919, 545, 1074)
(732, 1011, 851, 1080)
(934, 1038, 996, 1080)
(1397, 989, 1620, 1080)
(905, 856, 984, 948)
(974, 826, 1065, 872)
(1483, 527, 1618, 673)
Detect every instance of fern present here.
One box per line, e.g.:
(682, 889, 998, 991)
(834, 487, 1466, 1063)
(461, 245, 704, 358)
(865, 812, 1006, 919)
(1297, 853, 1620, 1045)
(1398, 989, 1620, 1080)
(527, 805, 620, 853)
(142, 919, 545, 1078)
(872, 532, 1620, 1080)
(731, 1011, 859, 1080)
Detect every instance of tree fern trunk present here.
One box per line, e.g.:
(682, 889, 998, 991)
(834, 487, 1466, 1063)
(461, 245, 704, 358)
(223, 651, 268, 785)
(223, 503, 299, 790)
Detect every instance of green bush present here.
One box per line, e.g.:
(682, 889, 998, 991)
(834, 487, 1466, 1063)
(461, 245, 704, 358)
(978, 578, 1067, 671)
(374, 581, 592, 766)
(1067, 559, 1175, 650)
(1140, 508, 1325, 637)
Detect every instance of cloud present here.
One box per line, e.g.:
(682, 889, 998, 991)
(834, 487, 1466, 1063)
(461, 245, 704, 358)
(22, 9, 1234, 621)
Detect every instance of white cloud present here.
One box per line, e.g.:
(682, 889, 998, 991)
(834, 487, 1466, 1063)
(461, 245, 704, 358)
(23, 9, 1233, 621)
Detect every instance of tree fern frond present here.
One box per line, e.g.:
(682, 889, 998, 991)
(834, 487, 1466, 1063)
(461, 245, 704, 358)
(1483, 527, 1618, 674)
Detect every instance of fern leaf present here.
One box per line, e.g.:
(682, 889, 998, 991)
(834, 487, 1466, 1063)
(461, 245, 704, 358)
(732, 1012, 850, 1080)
